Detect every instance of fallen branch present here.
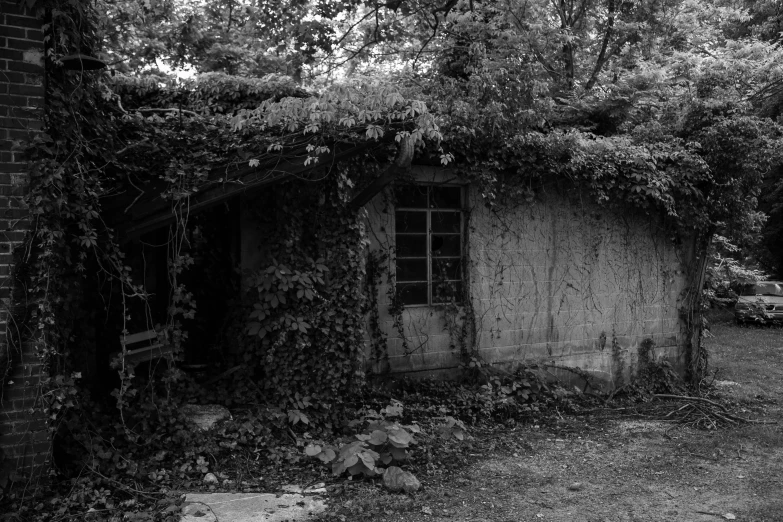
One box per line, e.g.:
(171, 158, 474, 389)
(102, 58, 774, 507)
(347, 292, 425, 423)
(654, 395, 777, 427)
(720, 412, 777, 425)
(653, 394, 729, 412)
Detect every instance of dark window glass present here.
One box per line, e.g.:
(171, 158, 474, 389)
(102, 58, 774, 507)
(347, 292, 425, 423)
(394, 184, 463, 306)
(431, 211, 461, 233)
(430, 186, 461, 209)
(395, 211, 426, 233)
(397, 282, 428, 306)
(432, 281, 462, 304)
(396, 235, 427, 257)
(396, 258, 427, 282)
(431, 234, 460, 256)
(432, 257, 462, 280)
(395, 185, 428, 208)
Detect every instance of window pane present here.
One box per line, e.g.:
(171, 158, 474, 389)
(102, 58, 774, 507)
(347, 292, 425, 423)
(431, 211, 460, 233)
(430, 186, 461, 209)
(396, 234, 427, 257)
(433, 281, 462, 304)
(431, 234, 460, 256)
(432, 257, 462, 280)
(397, 258, 427, 282)
(394, 185, 428, 208)
(395, 211, 426, 233)
(397, 282, 428, 306)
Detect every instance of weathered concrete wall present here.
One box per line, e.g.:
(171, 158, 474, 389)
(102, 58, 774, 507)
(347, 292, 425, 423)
(365, 166, 691, 387)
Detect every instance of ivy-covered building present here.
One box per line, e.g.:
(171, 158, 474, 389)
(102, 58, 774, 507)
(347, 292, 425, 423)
(0, 2, 712, 486)
(359, 166, 697, 385)
(142, 159, 700, 390)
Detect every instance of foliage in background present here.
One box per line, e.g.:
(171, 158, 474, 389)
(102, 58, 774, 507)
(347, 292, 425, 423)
(110, 72, 308, 114)
(703, 234, 767, 308)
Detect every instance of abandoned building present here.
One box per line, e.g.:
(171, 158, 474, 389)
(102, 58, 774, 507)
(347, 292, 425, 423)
(98, 164, 696, 390)
(362, 167, 693, 383)
(0, 1, 703, 486)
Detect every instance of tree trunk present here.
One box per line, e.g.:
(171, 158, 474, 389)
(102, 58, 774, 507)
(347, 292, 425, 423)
(585, 0, 616, 91)
(558, 0, 575, 90)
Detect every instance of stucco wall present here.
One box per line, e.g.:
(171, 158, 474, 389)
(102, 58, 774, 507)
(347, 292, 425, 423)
(365, 166, 691, 388)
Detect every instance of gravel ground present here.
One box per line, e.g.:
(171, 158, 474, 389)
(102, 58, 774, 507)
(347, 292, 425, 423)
(318, 321, 783, 522)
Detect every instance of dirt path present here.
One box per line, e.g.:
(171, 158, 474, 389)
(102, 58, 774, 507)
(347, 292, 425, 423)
(323, 322, 783, 522)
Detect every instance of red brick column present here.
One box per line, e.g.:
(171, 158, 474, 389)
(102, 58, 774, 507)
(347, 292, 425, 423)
(0, 0, 48, 486)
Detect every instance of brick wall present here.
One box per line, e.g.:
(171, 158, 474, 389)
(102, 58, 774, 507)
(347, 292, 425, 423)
(366, 166, 695, 387)
(0, 0, 47, 485)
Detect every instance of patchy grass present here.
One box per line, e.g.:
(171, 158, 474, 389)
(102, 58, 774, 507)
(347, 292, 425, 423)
(706, 320, 783, 403)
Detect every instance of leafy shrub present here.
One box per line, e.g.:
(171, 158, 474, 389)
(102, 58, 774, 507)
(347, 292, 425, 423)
(304, 402, 466, 478)
(305, 402, 419, 477)
(703, 234, 766, 308)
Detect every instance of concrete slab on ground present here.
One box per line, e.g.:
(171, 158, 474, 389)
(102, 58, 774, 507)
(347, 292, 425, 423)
(181, 492, 327, 522)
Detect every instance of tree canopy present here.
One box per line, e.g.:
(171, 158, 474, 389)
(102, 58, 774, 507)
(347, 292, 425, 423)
(34, 0, 783, 280)
(83, 0, 783, 277)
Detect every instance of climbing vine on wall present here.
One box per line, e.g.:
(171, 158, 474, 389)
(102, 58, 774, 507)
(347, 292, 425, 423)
(240, 169, 370, 415)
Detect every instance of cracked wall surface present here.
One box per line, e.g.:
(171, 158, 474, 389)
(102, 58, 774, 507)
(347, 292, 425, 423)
(365, 166, 691, 387)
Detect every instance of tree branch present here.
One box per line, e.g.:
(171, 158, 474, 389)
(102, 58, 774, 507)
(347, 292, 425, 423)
(571, 0, 591, 26)
(585, 0, 615, 91)
(505, 4, 562, 82)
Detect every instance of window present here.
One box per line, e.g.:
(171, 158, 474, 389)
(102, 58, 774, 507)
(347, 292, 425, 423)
(394, 185, 463, 306)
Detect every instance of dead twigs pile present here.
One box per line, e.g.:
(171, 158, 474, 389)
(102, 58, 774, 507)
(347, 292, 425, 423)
(652, 394, 776, 429)
(584, 393, 777, 430)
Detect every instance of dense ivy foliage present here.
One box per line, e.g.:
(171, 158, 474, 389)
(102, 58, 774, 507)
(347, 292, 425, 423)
(240, 172, 370, 414)
(6, 1, 783, 509)
(17, 1, 138, 412)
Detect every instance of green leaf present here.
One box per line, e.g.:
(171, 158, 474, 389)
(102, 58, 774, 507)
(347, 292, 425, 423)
(389, 446, 408, 462)
(368, 429, 388, 445)
(358, 451, 376, 470)
(247, 322, 261, 336)
(338, 441, 364, 459)
(318, 448, 336, 463)
(347, 462, 372, 476)
(332, 461, 346, 476)
(387, 428, 412, 447)
(343, 454, 359, 468)
(305, 444, 322, 457)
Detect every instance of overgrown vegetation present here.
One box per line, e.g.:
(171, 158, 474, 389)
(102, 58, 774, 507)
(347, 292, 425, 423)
(3, 0, 783, 517)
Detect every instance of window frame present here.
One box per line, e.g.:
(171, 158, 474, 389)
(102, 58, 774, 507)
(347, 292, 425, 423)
(393, 184, 465, 307)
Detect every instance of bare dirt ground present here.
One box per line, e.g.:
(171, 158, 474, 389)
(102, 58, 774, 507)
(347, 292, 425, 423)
(321, 320, 783, 522)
